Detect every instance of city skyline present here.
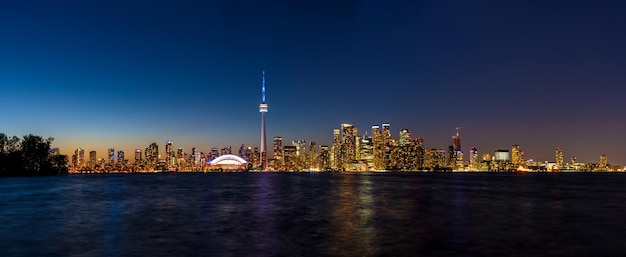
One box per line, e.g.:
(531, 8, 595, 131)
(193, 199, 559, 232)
(2, 1, 625, 165)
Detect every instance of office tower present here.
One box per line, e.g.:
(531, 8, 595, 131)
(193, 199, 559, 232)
(273, 136, 283, 165)
(75, 148, 84, 168)
(469, 147, 478, 170)
(447, 145, 456, 167)
(494, 150, 510, 162)
(332, 128, 341, 169)
(341, 123, 356, 167)
(381, 123, 391, 145)
(118, 150, 124, 165)
(511, 145, 521, 165)
(358, 135, 374, 170)
(372, 125, 383, 170)
(319, 145, 331, 170)
(283, 146, 297, 170)
(108, 148, 115, 165)
(308, 141, 317, 170)
(555, 148, 564, 167)
(599, 154, 608, 170)
(399, 128, 411, 146)
(381, 123, 392, 169)
(452, 127, 462, 152)
(134, 149, 141, 164)
(259, 71, 269, 170)
(145, 142, 158, 167)
(88, 151, 96, 168)
(166, 141, 173, 167)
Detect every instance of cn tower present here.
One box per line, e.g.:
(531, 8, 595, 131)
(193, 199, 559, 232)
(259, 71, 268, 170)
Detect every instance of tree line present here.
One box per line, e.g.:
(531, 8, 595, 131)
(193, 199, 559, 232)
(0, 133, 68, 176)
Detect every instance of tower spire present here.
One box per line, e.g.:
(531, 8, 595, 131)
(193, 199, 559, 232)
(262, 70, 266, 103)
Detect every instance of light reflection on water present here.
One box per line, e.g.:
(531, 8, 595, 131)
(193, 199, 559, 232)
(1, 173, 626, 256)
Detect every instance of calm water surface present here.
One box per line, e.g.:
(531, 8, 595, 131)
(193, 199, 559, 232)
(1, 172, 626, 256)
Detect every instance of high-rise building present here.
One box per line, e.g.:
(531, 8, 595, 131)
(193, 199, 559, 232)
(118, 150, 125, 165)
(145, 142, 158, 167)
(555, 148, 564, 167)
(452, 127, 462, 152)
(494, 150, 510, 162)
(399, 128, 411, 146)
(134, 149, 142, 164)
(469, 147, 478, 170)
(89, 150, 97, 168)
(341, 123, 356, 167)
(273, 136, 283, 166)
(283, 145, 297, 170)
(599, 154, 608, 170)
(511, 145, 521, 165)
(372, 125, 384, 170)
(259, 71, 269, 171)
(165, 141, 173, 167)
(319, 145, 331, 170)
(75, 148, 85, 168)
(381, 123, 391, 169)
(332, 128, 341, 169)
(108, 148, 115, 165)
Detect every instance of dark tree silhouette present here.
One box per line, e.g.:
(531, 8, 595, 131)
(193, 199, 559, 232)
(0, 133, 68, 176)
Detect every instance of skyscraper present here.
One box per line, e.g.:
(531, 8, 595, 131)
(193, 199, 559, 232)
(555, 148, 563, 167)
(134, 149, 142, 164)
(511, 145, 521, 165)
(166, 141, 173, 168)
(118, 150, 125, 165)
(259, 71, 269, 170)
(89, 150, 97, 169)
(341, 123, 356, 167)
(108, 148, 115, 166)
(273, 136, 283, 166)
(399, 128, 411, 146)
(372, 125, 384, 170)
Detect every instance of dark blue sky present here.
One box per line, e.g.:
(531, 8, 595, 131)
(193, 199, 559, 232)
(1, 0, 625, 164)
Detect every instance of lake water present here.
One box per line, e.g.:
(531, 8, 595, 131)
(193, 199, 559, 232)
(1, 172, 626, 256)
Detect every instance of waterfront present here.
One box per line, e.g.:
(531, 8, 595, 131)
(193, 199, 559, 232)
(1, 173, 626, 256)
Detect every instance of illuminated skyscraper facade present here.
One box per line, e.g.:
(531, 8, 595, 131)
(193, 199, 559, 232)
(259, 71, 269, 170)
(108, 148, 115, 166)
(341, 123, 356, 167)
(599, 154, 608, 170)
(511, 145, 521, 165)
(273, 136, 283, 166)
(399, 128, 411, 146)
(332, 128, 341, 169)
(555, 148, 564, 167)
(135, 149, 142, 164)
(166, 141, 173, 167)
(372, 125, 384, 170)
(118, 150, 125, 165)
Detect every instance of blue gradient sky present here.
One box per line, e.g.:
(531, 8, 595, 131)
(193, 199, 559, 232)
(1, 1, 625, 164)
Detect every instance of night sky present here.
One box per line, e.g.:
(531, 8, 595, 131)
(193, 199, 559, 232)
(1, 1, 625, 165)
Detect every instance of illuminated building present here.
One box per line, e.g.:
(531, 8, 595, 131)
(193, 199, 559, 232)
(145, 142, 158, 168)
(108, 148, 115, 165)
(75, 148, 84, 168)
(372, 125, 384, 170)
(494, 150, 510, 162)
(118, 150, 125, 165)
(469, 147, 478, 170)
(88, 151, 96, 168)
(308, 141, 318, 170)
(134, 149, 142, 164)
(341, 123, 356, 167)
(452, 127, 462, 152)
(273, 136, 283, 166)
(381, 123, 391, 169)
(599, 154, 608, 170)
(259, 71, 269, 170)
(511, 145, 521, 165)
(452, 128, 463, 169)
(319, 145, 331, 170)
(332, 128, 341, 169)
(399, 128, 411, 146)
(555, 148, 564, 167)
(358, 135, 374, 170)
(165, 141, 173, 167)
(283, 145, 297, 170)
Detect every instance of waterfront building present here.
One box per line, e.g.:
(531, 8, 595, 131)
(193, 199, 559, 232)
(118, 150, 125, 166)
(319, 145, 331, 170)
(74, 148, 85, 168)
(259, 71, 269, 170)
(89, 151, 97, 169)
(556, 148, 564, 167)
(469, 147, 478, 170)
(511, 145, 521, 165)
(372, 125, 384, 170)
(165, 141, 173, 168)
(399, 128, 411, 146)
(332, 128, 341, 169)
(283, 145, 297, 170)
(108, 148, 115, 166)
(134, 149, 141, 165)
(273, 136, 283, 166)
(145, 142, 158, 168)
(341, 123, 356, 168)
(599, 154, 608, 170)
